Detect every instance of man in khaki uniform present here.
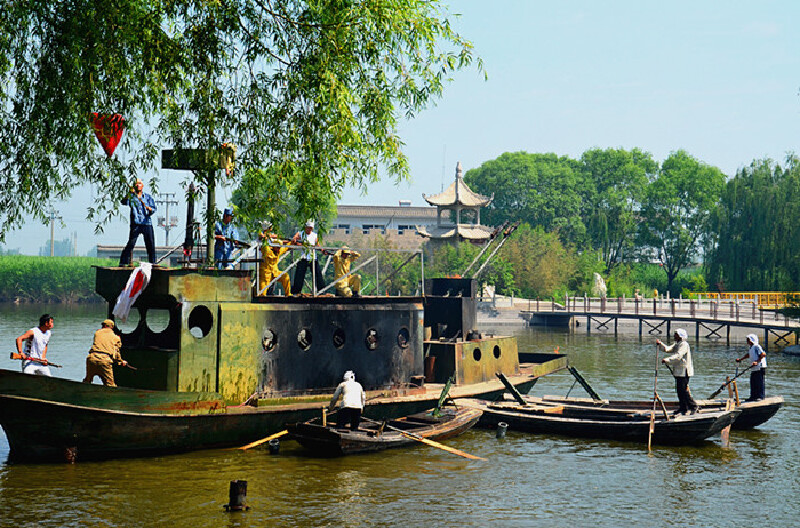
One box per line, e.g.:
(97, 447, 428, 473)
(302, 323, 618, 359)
(332, 246, 361, 297)
(83, 319, 127, 387)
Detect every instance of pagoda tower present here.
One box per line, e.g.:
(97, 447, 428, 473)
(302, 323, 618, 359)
(417, 162, 494, 245)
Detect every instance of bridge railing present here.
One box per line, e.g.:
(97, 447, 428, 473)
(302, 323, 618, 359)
(518, 295, 798, 327)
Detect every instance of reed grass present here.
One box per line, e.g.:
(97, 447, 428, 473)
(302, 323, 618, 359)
(0, 256, 115, 303)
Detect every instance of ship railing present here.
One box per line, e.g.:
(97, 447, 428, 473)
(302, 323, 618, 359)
(233, 243, 425, 298)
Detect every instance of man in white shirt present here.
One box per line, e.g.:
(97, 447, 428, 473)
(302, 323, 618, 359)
(656, 328, 698, 415)
(736, 334, 767, 401)
(291, 220, 326, 295)
(329, 370, 366, 431)
(15, 314, 55, 376)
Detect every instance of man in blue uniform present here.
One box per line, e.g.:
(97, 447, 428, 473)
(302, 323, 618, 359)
(214, 207, 239, 269)
(119, 179, 157, 265)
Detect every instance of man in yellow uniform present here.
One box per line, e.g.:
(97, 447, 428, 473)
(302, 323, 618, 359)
(258, 222, 291, 296)
(332, 246, 361, 297)
(83, 319, 127, 387)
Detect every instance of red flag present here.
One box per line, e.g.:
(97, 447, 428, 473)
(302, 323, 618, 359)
(92, 113, 125, 157)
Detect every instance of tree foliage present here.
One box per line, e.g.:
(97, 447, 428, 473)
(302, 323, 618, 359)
(464, 152, 585, 245)
(578, 147, 656, 270)
(638, 150, 725, 292)
(0, 0, 481, 240)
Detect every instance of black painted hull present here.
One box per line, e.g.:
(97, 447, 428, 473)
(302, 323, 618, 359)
(458, 398, 741, 445)
(534, 395, 784, 430)
(287, 407, 482, 456)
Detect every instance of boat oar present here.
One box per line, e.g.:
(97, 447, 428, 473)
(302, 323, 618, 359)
(648, 344, 660, 452)
(238, 429, 288, 451)
(362, 417, 486, 461)
(238, 407, 341, 450)
(708, 364, 755, 399)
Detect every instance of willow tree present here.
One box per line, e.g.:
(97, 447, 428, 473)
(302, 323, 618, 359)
(0, 1, 481, 244)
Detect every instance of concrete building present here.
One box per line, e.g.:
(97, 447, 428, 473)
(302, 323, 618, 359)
(326, 204, 437, 249)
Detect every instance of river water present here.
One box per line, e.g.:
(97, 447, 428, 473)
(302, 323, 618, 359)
(0, 303, 797, 527)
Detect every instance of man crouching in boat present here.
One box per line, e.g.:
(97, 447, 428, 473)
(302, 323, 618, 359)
(656, 328, 699, 415)
(328, 370, 366, 431)
(83, 319, 128, 387)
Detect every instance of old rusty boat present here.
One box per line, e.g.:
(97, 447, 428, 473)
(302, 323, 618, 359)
(458, 396, 741, 445)
(287, 405, 482, 457)
(0, 271, 565, 462)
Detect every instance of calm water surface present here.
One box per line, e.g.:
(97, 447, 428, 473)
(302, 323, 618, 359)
(0, 304, 797, 527)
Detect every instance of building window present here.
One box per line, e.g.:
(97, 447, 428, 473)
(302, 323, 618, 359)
(397, 224, 414, 235)
(362, 224, 385, 234)
(334, 224, 351, 234)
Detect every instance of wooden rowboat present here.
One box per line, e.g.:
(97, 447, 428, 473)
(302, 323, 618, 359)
(530, 394, 783, 430)
(456, 397, 740, 445)
(287, 406, 483, 456)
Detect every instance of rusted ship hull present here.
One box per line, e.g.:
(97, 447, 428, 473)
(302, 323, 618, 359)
(0, 367, 546, 462)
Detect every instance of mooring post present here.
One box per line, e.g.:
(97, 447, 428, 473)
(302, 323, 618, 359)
(224, 480, 249, 512)
(586, 315, 591, 334)
(639, 319, 643, 338)
(695, 322, 699, 342)
(726, 324, 730, 346)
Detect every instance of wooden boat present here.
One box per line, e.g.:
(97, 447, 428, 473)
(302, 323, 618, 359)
(287, 406, 483, 456)
(456, 397, 741, 445)
(532, 394, 783, 430)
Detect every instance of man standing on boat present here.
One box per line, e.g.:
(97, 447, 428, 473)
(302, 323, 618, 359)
(119, 178, 157, 265)
(329, 370, 366, 431)
(214, 207, 239, 269)
(736, 334, 767, 401)
(15, 314, 54, 376)
(656, 329, 698, 415)
(258, 221, 291, 296)
(332, 245, 361, 297)
(291, 220, 326, 295)
(83, 319, 128, 387)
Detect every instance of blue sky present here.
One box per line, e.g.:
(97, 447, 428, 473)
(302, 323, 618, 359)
(3, 1, 799, 254)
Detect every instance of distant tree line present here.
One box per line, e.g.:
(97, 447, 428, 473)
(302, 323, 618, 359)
(458, 148, 796, 297)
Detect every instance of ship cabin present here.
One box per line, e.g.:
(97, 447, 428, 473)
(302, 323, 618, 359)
(94, 268, 521, 405)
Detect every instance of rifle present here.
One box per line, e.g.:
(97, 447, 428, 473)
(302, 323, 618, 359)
(9, 352, 62, 368)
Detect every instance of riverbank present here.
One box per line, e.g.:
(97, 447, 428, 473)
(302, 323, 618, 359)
(0, 256, 114, 303)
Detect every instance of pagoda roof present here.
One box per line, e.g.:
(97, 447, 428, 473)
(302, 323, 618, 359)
(416, 224, 494, 241)
(423, 162, 493, 207)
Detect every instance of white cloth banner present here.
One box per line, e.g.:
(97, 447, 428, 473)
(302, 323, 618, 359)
(112, 263, 153, 322)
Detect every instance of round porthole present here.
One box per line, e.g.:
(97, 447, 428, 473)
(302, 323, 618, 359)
(333, 328, 346, 349)
(365, 328, 379, 351)
(493, 345, 501, 359)
(188, 305, 213, 339)
(145, 308, 170, 334)
(297, 328, 312, 351)
(397, 327, 410, 348)
(263, 328, 277, 352)
(473, 347, 482, 362)
(116, 309, 140, 334)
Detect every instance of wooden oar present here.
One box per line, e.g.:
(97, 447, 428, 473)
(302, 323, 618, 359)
(709, 364, 755, 399)
(238, 430, 288, 451)
(648, 344, 660, 452)
(362, 417, 486, 461)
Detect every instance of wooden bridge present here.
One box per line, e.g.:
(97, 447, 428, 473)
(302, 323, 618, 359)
(520, 295, 799, 350)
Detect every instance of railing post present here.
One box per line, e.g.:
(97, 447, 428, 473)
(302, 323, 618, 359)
(653, 297, 657, 316)
(635, 297, 639, 315)
(618, 296, 622, 314)
(730, 301, 734, 319)
(671, 299, 675, 317)
(601, 296, 606, 313)
(690, 299, 695, 318)
(736, 301, 740, 322)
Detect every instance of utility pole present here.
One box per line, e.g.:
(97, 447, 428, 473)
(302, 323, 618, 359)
(46, 207, 62, 257)
(156, 193, 179, 246)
